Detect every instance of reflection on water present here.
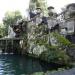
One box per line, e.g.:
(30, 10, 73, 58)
(0, 55, 62, 75)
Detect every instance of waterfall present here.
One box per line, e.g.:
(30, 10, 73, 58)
(7, 26, 16, 38)
(4, 25, 16, 38)
(1, 25, 16, 54)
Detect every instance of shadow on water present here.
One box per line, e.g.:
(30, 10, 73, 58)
(0, 54, 65, 75)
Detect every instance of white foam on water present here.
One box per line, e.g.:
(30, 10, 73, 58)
(3, 53, 8, 55)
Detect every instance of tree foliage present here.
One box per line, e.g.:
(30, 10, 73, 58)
(3, 10, 22, 35)
(0, 24, 5, 37)
(40, 46, 70, 65)
(52, 32, 71, 46)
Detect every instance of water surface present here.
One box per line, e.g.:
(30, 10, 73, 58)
(0, 55, 62, 75)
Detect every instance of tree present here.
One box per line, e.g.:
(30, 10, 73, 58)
(29, 0, 48, 16)
(0, 23, 5, 37)
(3, 11, 22, 35)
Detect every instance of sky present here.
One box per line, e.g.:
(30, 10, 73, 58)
(0, 0, 75, 23)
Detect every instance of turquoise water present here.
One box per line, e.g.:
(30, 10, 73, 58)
(0, 55, 62, 75)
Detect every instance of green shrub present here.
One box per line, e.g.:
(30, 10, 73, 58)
(52, 32, 71, 46)
(68, 44, 75, 48)
(40, 46, 70, 65)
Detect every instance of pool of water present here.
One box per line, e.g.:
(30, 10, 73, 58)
(0, 54, 63, 75)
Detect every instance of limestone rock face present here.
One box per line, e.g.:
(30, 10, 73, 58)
(47, 18, 57, 29)
(27, 20, 48, 56)
(33, 45, 47, 56)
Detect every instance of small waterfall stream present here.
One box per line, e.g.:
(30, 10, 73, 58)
(7, 26, 16, 38)
(0, 25, 20, 54)
(4, 25, 16, 38)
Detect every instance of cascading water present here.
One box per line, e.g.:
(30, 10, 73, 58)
(7, 25, 16, 38)
(2, 25, 16, 54)
(4, 25, 16, 38)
